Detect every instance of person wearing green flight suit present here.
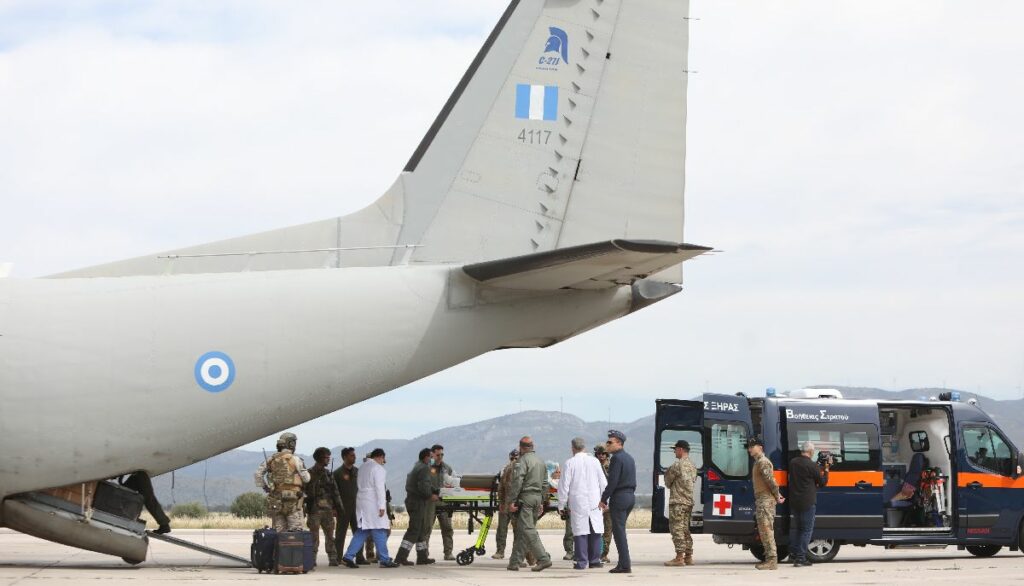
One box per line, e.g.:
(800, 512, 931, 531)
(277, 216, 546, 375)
(505, 436, 552, 572)
(491, 449, 519, 560)
(395, 448, 440, 566)
(418, 446, 444, 563)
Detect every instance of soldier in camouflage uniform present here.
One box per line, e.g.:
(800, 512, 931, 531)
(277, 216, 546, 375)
(594, 445, 613, 563)
(663, 440, 697, 567)
(491, 449, 518, 559)
(505, 436, 552, 572)
(748, 437, 784, 571)
(552, 465, 575, 560)
(306, 447, 343, 566)
(254, 432, 311, 532)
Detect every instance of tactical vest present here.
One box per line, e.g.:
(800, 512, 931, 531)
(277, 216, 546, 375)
(270, 452, 302, 493)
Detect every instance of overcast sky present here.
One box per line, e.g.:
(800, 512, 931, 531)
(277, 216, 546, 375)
(2, 1, 1022, 451)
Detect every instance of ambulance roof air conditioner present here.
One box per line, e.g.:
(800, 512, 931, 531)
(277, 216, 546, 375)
(789, 388, 844, 399)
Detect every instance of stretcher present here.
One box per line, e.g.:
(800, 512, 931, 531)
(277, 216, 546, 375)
(436, 472, 560, 566)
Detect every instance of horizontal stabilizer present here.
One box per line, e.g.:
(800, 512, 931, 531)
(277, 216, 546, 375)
(462, 240, 710, 291)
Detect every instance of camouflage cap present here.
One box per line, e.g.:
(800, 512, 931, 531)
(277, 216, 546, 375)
(279, 432, 297, 443)
(746, 437, 765, 448)
(593, 444, 607, 455)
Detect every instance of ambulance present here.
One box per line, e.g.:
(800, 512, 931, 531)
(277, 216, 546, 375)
(651, 389, 1024, 562)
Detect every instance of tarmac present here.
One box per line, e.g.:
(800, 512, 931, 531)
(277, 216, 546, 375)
(1, 528, 1022, 585)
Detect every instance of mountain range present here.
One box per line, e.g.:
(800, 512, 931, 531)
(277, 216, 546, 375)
(152, 387, 1024, 508)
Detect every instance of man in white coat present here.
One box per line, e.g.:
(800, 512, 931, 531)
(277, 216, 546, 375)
(341, 448, 399, 568)
(557, 437, 608, 570)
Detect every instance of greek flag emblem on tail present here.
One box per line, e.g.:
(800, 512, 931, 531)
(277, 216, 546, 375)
(515, 84, 558, 121)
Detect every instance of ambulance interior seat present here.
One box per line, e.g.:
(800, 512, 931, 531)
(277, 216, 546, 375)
(884, 452, 926, 508)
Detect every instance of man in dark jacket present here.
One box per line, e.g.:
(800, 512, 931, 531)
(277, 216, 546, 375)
(333, 447, 367, 565)
(787, 441, 830, 567)
(600, 430, 636, 574)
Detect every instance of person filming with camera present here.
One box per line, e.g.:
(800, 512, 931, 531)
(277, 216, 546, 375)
(787, 441, 830, 567)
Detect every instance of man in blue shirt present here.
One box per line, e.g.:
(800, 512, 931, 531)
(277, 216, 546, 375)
(600, 430, 636, 574)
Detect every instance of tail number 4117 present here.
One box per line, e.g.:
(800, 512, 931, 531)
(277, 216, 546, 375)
(518, 129, 552, 145)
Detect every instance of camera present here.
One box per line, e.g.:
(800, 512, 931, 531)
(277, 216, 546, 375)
(817, 451, 833, 467)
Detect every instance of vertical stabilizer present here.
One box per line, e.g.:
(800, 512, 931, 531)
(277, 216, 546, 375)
(401, 0, 691, 282)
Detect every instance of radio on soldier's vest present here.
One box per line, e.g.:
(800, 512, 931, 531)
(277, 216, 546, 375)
(652, 389, 1024, 565)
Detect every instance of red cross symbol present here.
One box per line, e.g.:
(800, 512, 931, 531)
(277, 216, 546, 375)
(713, 494, 733, 516)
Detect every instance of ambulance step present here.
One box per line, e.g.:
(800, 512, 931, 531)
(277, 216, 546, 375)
(882, 527, 952, 534)
(884, 544, 949, 550)
(146, 531, 252, 567)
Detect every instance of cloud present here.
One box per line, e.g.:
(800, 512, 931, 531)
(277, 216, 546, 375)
(2, 1, 1023, 452)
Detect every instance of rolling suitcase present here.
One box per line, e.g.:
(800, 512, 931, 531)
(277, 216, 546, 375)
(275, 531, 314, 574)
(92, 480, 145, 520)
(251, 527, 277, 573)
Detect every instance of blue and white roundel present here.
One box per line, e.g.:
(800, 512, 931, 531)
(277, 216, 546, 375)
(194, 351, 235, 393)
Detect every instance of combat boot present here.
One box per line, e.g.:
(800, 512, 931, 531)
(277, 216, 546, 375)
(664, 553, 686, 567)
(394, 547, 414, 567)
(491, 551, 505, 560)
(755, 558, 778, 570)
(684, 554, 694, 566)
(416, 550, 435, 565)
(328, 555, 339, 567)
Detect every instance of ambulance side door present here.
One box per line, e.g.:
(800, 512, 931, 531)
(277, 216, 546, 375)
(702, 394, 756, 536)
(783, 413, 884, 541)
(652, 399, 705, 534)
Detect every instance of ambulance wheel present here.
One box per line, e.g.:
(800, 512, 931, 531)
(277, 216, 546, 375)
(805, 540, 840, 563)
(966, 545, 1001, 558)
(749, 544, 789, 562)
(456, 551, 474, 566)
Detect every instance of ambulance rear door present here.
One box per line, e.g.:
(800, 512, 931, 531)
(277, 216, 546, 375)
(702, 394, 756, 536)
(652, 399, 705, 533)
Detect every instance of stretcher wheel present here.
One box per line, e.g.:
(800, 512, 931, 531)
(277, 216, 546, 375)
(456, 550, 474, 566)
(475, 547, 486, 556)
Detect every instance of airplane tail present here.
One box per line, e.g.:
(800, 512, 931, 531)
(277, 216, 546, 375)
(54, 0, 694, 280)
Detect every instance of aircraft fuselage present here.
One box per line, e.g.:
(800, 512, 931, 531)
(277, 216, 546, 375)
(0, 265, 636, 501)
